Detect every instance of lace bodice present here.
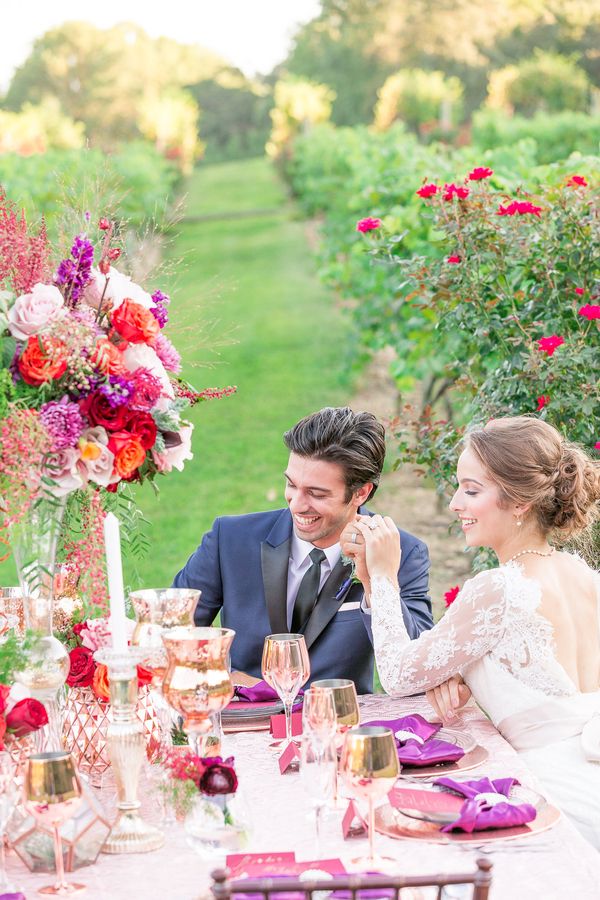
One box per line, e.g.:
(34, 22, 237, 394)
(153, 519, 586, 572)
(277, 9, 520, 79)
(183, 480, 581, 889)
(372, 561, 599, 701)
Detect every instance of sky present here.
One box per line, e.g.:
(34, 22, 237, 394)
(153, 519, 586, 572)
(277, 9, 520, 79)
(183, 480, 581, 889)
(1, 0, 322, 90)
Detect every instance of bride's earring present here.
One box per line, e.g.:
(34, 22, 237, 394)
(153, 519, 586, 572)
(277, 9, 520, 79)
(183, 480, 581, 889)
(515, 515, 522, 527)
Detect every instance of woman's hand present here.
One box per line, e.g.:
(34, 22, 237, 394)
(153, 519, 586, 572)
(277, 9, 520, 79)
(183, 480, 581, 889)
(354, 514, 400, 585)
(426, 675, 472, 724)
(340, 516, 370, 587)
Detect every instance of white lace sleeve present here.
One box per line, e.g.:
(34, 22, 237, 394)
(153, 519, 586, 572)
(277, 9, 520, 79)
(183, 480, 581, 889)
(371, 568, 509, 696)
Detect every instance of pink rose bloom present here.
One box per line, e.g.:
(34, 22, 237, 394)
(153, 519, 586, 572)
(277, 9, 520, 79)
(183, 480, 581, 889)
(8, 283, 65, 341)
(83, 266, 153, 311)
(121, 343, 174, 407)
(152, 422, 193, 473)
(43, 447, 85, 497)
(80, 616, 135, 652)
(77, 426, 117, 487)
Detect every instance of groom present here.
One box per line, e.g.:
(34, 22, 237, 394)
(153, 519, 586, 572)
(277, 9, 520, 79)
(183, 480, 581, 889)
(172, 406, 433, 693)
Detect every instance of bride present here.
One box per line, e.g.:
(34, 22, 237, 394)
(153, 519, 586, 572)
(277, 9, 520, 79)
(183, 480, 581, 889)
(341, 415, 600, 848)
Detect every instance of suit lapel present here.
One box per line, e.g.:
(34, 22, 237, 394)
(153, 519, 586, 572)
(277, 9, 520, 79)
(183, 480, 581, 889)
(261, 516, 292, 634)
(303, 556, 355, 650)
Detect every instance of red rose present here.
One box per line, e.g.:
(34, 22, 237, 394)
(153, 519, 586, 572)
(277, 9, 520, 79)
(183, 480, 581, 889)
(567, 175, 587, 188)
(126, 410, 157, 450)
(0, 684, 9, 715)
(107, 430, 146, 478)
(356, 217, 382, 233)
(536, 395, 550, 411)
(6, 697, 48, 737)
(66, 646, 96, 688)
(137, 665, 154, 688)
(575, 287, 585, 296)
(111, 299, 160, 344)
(18, 336, 67, 386)
(79, 392, 130, 431)
(579, 305, 600, 320)
(442, 183, 469, 201)
(198, 756, 238, 795)
(98, 217, 111, 231)
(447, 255, 461, 264)
(537, 335, 564, 356)
(595, 442, 600, 450)
(416, 183, 438, 198)
(444, 585, 460, 607)
(468, 167, 493, 181)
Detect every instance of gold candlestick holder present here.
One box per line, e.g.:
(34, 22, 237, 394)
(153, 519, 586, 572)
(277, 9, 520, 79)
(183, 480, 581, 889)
(94, 647, 164, 854)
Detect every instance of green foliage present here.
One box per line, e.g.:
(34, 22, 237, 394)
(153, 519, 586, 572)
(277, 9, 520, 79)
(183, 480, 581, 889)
(0, 632, 36, 684)
(138, 89, 203, 175)
(472, 110, 600, 164)
(374, 69, 464, 135)
(0, 143, 179, 240)
(486, 51, 591, 116)
(266, 78, 336, 163)
(0, 97, 84, 154)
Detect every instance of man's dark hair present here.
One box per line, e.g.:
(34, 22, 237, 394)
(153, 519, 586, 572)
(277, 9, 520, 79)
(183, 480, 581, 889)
(283, 407, 386, 502)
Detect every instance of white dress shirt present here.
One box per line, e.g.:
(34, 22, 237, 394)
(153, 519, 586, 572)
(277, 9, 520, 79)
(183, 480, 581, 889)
(286, 532, 341, 629)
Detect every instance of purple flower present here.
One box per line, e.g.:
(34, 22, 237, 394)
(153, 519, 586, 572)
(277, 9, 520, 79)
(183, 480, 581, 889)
(54, 233, 95, 306)
(150, 289, 170, 328)
(153, 333, 181, 373)
(40, 397, 86, 450)
(98, 375, 135, 408)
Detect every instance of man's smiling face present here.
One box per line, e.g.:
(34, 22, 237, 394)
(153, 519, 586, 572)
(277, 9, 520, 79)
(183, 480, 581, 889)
(284, 452, 372, 548)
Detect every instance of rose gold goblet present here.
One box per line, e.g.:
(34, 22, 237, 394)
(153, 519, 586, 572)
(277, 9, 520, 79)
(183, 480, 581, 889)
(340, 726, 399, 868)
(162, 627, 235, 757)
(24, 752, 85, 895)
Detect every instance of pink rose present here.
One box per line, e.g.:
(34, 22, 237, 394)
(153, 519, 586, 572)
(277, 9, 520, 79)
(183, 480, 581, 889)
(77, 426, 117, 487)
(80, 616, 134, 652)
(83, 266, 153, 311)
(121, 343, 174, 406)
(152, 423, 193, 473)
(8, 283, 65, 341)
(42, 447, 85, 497)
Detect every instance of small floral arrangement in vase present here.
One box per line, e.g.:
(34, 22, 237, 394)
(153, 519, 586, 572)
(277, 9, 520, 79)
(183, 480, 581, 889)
(1, 682, 48, 769)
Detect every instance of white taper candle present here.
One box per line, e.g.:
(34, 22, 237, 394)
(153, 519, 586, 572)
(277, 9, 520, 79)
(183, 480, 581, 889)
(103, 511, 128, 653)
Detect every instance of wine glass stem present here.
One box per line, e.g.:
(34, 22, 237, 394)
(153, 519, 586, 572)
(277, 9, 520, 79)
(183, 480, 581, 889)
(284, 700, 293, 745)
(0, 837, 9, 889)
(314, 804, 323, 858)
(42, 691, 64, 752)
(52, 824, 68, 890)
(368, 796, 375, 862)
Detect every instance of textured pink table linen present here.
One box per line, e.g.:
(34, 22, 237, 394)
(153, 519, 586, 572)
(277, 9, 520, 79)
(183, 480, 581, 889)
(6, 694, 600, 899)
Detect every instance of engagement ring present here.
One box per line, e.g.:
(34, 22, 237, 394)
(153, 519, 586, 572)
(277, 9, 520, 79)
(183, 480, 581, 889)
(351, 532, 359, 544)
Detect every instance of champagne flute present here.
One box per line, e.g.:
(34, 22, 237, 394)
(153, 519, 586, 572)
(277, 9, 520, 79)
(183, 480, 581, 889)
(0, 755, 18, 894)
(302, 686, 337, 746)
(300, 731, 336, 859)
(339, 726, 399, 867)
(24, 751, 85, 896)
(261, 633, 310, 748)
(312, 678, 360, 806)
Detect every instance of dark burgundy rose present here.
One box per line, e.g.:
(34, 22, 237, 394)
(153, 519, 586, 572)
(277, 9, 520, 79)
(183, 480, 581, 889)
(126, 410, 158, 450)
(198, 756, 238, 795)
(6, 698, 48, 737)
(66, 646, 96, 687)
(79, 392, 129, 431)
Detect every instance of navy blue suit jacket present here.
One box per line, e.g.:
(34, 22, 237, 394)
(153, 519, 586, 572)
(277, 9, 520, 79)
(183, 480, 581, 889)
(172, 507, 433, 694)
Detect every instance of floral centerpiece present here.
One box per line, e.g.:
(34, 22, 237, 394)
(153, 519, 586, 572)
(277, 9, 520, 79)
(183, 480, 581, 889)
(0, 190, 234, 603)
(159, 749, 239, 820)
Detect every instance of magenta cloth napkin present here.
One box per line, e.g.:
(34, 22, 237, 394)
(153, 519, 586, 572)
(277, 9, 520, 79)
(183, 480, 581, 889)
(232, 875, 304, 900)
(330, 875, 396, 899)
(363, 714, 465, 767)
(233, 680, 304, 708)
(0, 894, 27, 900)
(434, 776, 537, 833)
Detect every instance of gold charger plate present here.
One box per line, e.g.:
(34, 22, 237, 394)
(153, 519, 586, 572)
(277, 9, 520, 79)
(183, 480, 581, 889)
(398, 727, 488, 778)
(375, 800, 561, 843)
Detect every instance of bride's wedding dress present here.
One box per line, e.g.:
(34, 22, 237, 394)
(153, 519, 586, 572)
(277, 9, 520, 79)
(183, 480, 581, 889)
(371, 558, 600, 848)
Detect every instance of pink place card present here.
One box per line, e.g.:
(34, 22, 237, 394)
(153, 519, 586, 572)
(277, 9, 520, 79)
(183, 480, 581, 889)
(278, 740, 301, 774)
(270, 712, 302, 738)
(226, 852, 296, 877)
(342, 799, 367, 839)
(388, 787, 463, 814)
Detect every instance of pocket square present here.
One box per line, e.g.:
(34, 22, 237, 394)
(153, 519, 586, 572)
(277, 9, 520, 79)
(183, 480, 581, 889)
(338, 601, 361, 611)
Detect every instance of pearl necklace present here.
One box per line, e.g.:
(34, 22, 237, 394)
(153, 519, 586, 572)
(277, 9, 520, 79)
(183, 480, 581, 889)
(505, 547, 555, 564)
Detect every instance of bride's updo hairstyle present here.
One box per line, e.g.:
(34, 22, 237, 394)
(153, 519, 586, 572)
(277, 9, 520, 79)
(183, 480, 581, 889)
(466, 416, 600, 538)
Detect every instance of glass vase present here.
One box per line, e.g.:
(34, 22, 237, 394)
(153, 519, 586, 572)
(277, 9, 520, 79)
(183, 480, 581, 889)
(10, 496, 66, 601)
(184, 791, 250, 860)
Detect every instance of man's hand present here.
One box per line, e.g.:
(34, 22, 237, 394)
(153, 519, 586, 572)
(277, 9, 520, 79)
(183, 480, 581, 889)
(426, 675, 471, 724)
(340, 516, 370, 589)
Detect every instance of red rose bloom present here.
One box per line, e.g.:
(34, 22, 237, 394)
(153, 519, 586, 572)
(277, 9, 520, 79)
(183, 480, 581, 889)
(79, 392, 130, 431)
(126, 410, 157, 450)
(447, 255, 461, 264)
(356, 217, 382, 233)
(137, 665, 154, 688)
(497, 200, 542, 217)
(98, 217, 111, 230)
(0, 684, 9, 715)
(579, 304, 600, 320)
(198, 756, 238, 795)
(443, 183, 469, 201)
(595, 442, 600, 450)
(66, 646, 96, 688)
(6, 698, 48, 737)
(18, 336, 67, 386)
(111, 299, 160, 344)
(537, 335, 565, 356)
(468, 167, 493, 181)
(575, 287, 585, 296)
(107, 430, 146, 478)
(567, 175, 587, 188)
(416, 183, 438, 198)
(536, 395, 550, 411)
(444, 585, 460, 607)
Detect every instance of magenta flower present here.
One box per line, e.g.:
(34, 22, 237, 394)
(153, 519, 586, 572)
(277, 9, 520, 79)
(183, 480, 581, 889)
(497, 201, 542, 217)
(468, 167, 493, 181)
(575, 287, 585, 296)
(567, 175, 588, 188)
(447, 255, 461, 264)
(153, 333, 182, 373)
(443, 183, 469, 201)
(537, 335, 565, 356)
(416, 183, 438, 198)
(579, 305, 600, 320)
(40, 397, 85, 450)
(356, 217, 382, 233)
(595, 441, 600, 450)
(536, 395, 550, 411)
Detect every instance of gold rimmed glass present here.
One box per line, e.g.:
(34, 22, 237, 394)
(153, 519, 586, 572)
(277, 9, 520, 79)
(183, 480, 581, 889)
(339, 726, 399, 867)
(24, 752, 85, 896)
(312, 678, 360, 806)
(261, 633, 310, 748)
